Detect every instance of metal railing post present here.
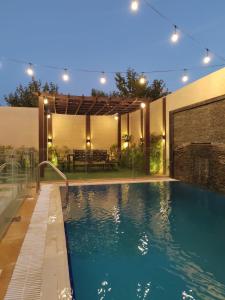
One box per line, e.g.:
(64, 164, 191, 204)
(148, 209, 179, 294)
(36, 161, 69, 206)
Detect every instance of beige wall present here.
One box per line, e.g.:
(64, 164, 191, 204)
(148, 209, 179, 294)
(52, 114, 117, 150)
(52, 114, 86, 149)
(91, 116, 117, 150)
(150, 99, 163, 135)
(0, 107, 38, 149)
(130, 109, 142, 145)
(121, 114, 128, 136)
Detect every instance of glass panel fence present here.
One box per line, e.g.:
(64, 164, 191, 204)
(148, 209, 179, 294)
(41, 143, 165, 182)
(0, 147, 38, 239)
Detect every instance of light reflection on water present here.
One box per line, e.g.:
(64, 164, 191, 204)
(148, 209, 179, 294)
(65, 182, 225, 300)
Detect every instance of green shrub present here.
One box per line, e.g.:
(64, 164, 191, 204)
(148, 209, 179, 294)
(150, 134, 163, 174)
(111, 133, 163, 174)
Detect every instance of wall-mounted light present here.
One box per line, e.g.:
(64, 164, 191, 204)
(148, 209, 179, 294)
(48, 137, 52, 146)
(140, 102, 146, 109)
(47, 113, 51, 119)
(86, 138, 91, 146)
(44, 97, 48, 105)
(114, 113, 119, 121)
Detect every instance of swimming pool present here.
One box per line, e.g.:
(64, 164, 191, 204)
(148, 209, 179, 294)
(64, 181, 225, 300)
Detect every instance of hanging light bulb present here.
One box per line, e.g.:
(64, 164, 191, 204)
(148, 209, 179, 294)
(171, 25, 179, 43)
(203, 48, 211, 64)
(100, 72, 107, 84)
(139, 73, 146, 85)
(131, 0, 139, 11)
(182, 69, 189, 83)
(26, 63, 34, 77)
(44, 97, 48, 105)
(62, 68, 70, 82)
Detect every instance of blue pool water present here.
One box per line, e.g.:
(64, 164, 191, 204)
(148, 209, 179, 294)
(64, 181, 225, 300)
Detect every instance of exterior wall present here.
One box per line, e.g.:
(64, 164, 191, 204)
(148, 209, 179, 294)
(150, 99, 163, 135)
(152, 67, 225, 174)
(0, 107, 38, 149)
(91, 116, 117, 150)
(130, 109, 141, 145)
(121, 114, 128, 136)
(52, 114, 86, 150)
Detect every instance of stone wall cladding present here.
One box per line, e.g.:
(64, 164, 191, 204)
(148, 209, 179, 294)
(173, 98, 225, 192)
(174, 143, 225, 193)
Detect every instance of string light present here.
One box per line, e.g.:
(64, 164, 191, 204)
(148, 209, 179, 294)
(182, 69, 189, 83)
(62, 68, 70, 82)
(143, 0, 225, 63)
(26, 63, 34, 77)
(131, 0, 139, 12)
(203, 49, 211, 64)
(139, 73, 146, 85)
(100, 72, 107, 84)
(44, 97, 48, 105)
(141, 102, 146, 109)
(171, 25, 179, 43)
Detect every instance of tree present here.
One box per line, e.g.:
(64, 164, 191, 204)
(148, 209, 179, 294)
(4, 79, 58, 107)
(114, 69, 168, 100)
(91, 88, 108, 97)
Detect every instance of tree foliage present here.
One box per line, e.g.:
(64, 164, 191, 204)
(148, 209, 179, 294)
(4, 79, 58, 107)
(114, 69, 168, 100)
(91, 88, 108, 97)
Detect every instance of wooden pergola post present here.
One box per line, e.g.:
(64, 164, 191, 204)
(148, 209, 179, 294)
(144, 100, 150, 175)
(162, 97, 167, 175)
(127, 113, 130, 147)
(118, 114, 121, 157)
(86, 115, 91, 150)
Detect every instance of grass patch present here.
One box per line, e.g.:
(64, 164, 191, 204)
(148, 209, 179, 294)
(41, 167, 149, 181)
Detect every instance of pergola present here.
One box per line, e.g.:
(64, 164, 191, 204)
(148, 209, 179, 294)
(38, 93, 152, 174)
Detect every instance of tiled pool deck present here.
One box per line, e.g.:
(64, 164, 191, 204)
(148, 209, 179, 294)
(0, 177, 174, 299)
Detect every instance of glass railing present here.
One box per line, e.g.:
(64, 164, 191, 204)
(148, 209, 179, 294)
(0, 147, 38, 239)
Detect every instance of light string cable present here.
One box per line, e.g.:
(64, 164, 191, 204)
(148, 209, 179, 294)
(2, 55, 225, 77)
(143, 0, 225, 62)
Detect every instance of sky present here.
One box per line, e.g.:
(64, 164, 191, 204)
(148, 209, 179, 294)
(0, 0, 225, 104)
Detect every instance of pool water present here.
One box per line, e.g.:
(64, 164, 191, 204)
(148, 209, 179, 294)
(64, 182, 225, 300)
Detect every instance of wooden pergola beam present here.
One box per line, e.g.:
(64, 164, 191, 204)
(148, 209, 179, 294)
(86, 97, 97, 115)
(37, 92, 150, 116)
(75, 96, 84, 114)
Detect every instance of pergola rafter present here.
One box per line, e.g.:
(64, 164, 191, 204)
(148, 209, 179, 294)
(37, 92, 149, 116)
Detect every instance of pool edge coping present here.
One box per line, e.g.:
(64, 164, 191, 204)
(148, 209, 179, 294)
(4, 184, 72, 300)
